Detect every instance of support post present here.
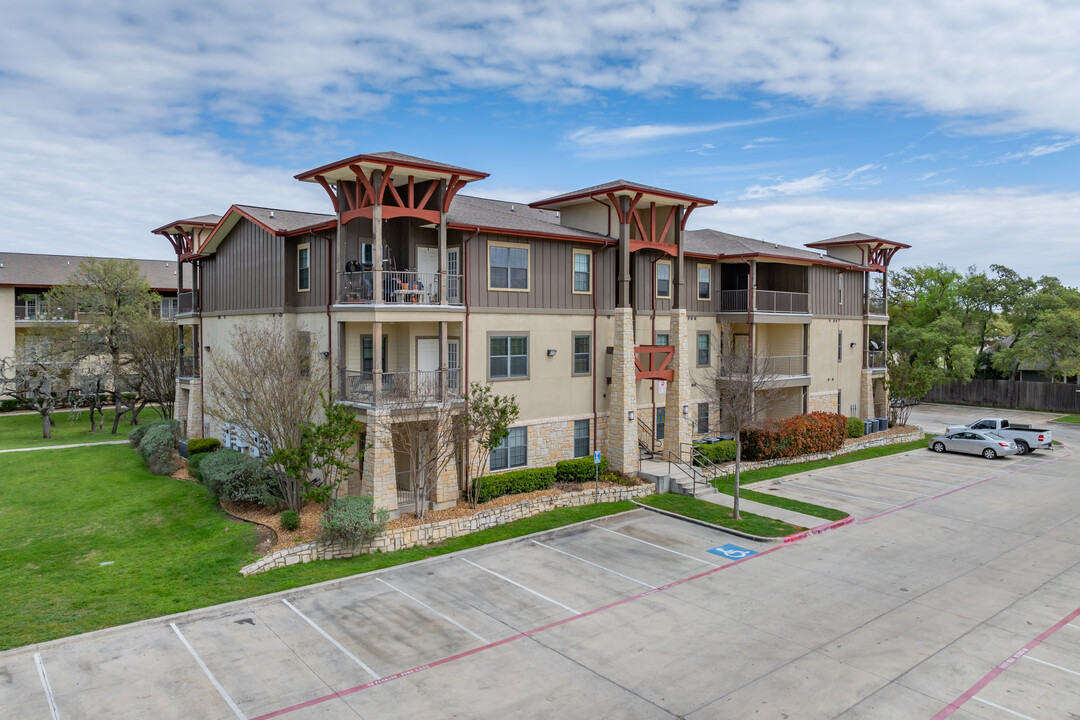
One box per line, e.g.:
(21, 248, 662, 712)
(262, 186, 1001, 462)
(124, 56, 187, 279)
(372, 171, 384, 304)
(372, 321, 383, 403)
(664, 309, 690, 459)
(438, 179, 448, 305)
(360, 411, 399, 518)
(607, 307, 638, 473)
(673, 207, 684, 310)
(617, 196, 631, 308)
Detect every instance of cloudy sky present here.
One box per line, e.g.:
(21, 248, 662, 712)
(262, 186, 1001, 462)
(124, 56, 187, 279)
(2, 1, 1079, 285)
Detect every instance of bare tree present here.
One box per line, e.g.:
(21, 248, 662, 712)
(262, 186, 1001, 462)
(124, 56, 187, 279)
(378, 374, 464, 519)
(128, 315, 178, 420)
(0, 339, 75, 439)
(206, 321, 328, 512)
(458, 381, 519, 507)
(695, 324, 786, 519)
(71, 357, 112, 433)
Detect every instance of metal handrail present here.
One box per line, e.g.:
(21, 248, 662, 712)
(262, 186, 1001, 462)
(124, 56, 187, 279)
(720, 355, 808, 376)
(339, 270, 463, 306)
(867, 296, 887, 315)
(755, 289, 809, 314)
(344, 368, 462, 405)
(866, 350, 886, 369)
(178, 291, 199, 314)
(178, 355, 199, 378)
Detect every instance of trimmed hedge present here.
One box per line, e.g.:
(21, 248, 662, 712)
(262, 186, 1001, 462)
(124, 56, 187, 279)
(555, 455, 608, 482)
(741, 412, 847, 461)
(201, 448, 283, 507)
(846, 416, 865, 438)
(138, 420, 182, 475)
(186, 438, 221, 455)
(279, 510, 301, 531)
(187, 451, 209, 482)
(0, 398, 26, 413)
(474, 466, 556, 504)
(693, 440, 737, 465)
(318, 496, 389, 545)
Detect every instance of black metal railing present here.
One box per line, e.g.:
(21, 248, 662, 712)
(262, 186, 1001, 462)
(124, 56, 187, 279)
(867, 296, 887, 315)
(15, 306, 77, 322)
(866, 350, 886, 369)
(344, 369, 462, 405)
(178, 355, 200, 378)
(717, 289, 809, 313)
(178, 291, 199, 314)
(721, 355, 808, 377)
(338, 270, 463, 306)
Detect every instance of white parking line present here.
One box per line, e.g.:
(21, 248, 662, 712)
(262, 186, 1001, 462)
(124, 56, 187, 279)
(375, 578, 490, 644)
(170, 623, 247, 720)
(1024, 654, 1080, 678)
(861, 470, 956, 487)
(971, 696, 1037, 720)
(810, 473, 931, 496)
(917, 457, 999, 471)
(461, 557, 580, 614)
(34, 653, 60, 720)
(782, 481, 901, 507)
(879, 463, 980, 478)
(589, 525, 720, 566)
(531, 539, 657, 589)
(281, 599, 380, 680)
(1068, 623, 1080, 631)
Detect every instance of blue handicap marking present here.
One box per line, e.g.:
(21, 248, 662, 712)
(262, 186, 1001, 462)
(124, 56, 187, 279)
(708, 543, 758, 560)
(593, 450, 602, 465)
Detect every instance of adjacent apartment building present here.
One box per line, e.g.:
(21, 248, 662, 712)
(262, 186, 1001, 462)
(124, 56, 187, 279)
(154, 151, 906, 517)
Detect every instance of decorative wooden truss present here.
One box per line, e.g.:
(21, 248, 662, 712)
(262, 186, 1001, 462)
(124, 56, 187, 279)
(312, 165, 467, 225)
(156, 227, 199, 258)
(865, 242, 902, 271)
(606, 192, 699, 256)
(635, 344, 675, 382)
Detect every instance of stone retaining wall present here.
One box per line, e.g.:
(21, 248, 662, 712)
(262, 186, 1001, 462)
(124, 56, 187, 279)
(241, 483, 656, 576)
(721, 425, 924, 475)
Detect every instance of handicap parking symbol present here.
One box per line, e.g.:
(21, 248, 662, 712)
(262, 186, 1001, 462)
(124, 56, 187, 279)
(708, 543, 758, 560)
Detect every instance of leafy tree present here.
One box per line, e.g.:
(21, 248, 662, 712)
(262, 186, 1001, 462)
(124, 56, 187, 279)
(885, 354, 936, 426)
(127, 315, 178, 420)
(459, 381, 520, 507)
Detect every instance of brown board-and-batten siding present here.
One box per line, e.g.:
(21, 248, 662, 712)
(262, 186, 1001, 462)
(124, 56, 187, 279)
(468, 232, 615, 311)
(809, 264, 864, 317)
(285, 233, 331, 309)
(202, 220, 284, 313)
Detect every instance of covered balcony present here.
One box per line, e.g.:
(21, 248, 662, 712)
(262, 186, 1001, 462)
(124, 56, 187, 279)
(339, 270, 462, 306)
(717, 262, 810, 316)
(177, 291, 199, 316)
(343, 369, 462, 405)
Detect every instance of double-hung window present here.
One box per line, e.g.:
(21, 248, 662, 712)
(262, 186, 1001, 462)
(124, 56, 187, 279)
(572, 333, 591, 374)
(697, 333, 711, 366)
(697, 264, 711, 300)
(697, 403, 709, 433)
(656, 260, 671, 298)
(489, 242, 529, 290)
(572, 249, 592, 294)
(573, 419, 590, 458)
(297, 243, 310, 292)
(491, 426, 527, 470)
(490, 335, 528, 379)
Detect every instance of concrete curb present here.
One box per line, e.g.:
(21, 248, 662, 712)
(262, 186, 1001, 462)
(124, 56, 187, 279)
(631, 499, 792, 543)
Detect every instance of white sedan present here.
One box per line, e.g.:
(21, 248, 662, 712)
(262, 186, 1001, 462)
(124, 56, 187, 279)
(928, 431, 1017, 459)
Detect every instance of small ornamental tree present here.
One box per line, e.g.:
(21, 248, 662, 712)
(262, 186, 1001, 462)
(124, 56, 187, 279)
(0, 339, 75, 439)
(459, 381, 520, 507)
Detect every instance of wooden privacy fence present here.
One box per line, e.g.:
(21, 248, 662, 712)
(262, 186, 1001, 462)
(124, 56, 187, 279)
(925, 379, 1080, 413)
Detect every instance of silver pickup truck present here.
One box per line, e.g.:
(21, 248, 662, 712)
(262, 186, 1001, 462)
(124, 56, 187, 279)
(944, 418, 1053, 455)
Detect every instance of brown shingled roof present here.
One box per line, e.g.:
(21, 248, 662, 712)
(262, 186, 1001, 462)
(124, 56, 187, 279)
(530, 180, 715, 209)
(447, 195, 612, 242)
(684, 229, 866, 268)
(0, 252, 187, 291)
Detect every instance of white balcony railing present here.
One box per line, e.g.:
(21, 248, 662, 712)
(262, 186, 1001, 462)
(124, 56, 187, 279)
(339, 271, 462, 306)
(15, 306, 77, 322)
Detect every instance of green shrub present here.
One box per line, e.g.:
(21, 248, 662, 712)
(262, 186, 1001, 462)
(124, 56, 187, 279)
(846, 416, 865, 438)
(318, 496, 389, 546)
(741, 412, 847, 461)
(138, 420, 182, 475)
(187, 451, 208, 482)
(0, 398, 26, 413)
(694, 440, 737, 465)
(279, 510, 301, 531)
(555, 455, 607, 482)
(201, 449, 283, 507)
(474, 466, 556, 503)
(186, 438, 221, 455)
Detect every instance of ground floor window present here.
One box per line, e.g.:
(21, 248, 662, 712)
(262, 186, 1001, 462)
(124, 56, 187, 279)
(697, 403, 709, 433)
(655, 407, 665, 441)
(491, 426, 527, 470)
(573, 419, 590, 458)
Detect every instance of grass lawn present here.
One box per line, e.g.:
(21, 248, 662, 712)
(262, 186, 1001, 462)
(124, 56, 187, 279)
(637, 493, 805, 537)
(0, 407, 163, 451)
(0, 443, 636, 651)
(1054, 414, 1080, 424)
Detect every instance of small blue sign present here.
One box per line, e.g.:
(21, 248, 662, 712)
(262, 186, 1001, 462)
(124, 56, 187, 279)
(593, 450, 602, 465)
(708, 544, 758, 560)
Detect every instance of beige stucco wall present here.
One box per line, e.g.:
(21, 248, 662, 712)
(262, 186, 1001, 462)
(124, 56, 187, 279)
(0, 287, 14, 368)
(807, 317, 867, 417)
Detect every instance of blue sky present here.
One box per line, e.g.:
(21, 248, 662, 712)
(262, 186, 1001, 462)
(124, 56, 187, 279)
(2, 1, 1079, 285)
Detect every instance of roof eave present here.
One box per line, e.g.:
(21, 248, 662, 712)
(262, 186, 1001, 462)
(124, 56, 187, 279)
(530, 184, 716, 210)
(296, 154, 489, 182)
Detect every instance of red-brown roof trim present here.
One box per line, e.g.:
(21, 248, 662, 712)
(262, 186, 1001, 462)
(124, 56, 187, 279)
(447, 222, 615, 245)
(530, 183, 716, 209)
(805, 237, 911, 249)
(296, 153, 489, 182)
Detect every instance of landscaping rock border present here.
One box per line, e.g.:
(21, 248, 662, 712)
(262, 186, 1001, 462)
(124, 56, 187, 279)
(716, 425, 924, 475)
(240, 483, 656, 575)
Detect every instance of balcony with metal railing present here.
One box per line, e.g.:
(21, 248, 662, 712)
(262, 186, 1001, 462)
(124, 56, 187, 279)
(720, 355, 808, 378)
(15, 305, 77, 323)
(177, 291, 199, 315)
(338, 270, 462, 307)
(178, 355, 200, 378)
(865, 350, 886, 370)
(717, 289, 809, 314)
(343, 368, 462, 406)
(866, 296, 887, 315)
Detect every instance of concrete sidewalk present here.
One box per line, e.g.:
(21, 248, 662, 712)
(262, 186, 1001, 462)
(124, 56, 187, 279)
(691, 487, 829, 529)
(0, 440, 129, 454)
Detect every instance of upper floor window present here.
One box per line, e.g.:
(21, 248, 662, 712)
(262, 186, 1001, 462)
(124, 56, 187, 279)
(697, 332, 711, 366)
(160, 296, 178, 319)
(572, 333, 591, 375)
(697, 264, 711, 300)
(572, 249, 592, 294)
(489, 241, 529, 291)
(697, 403, 709, 433)
(656, 260, 671, 299)
(298, 243, 311, 292)
(490, 335, 528, 379)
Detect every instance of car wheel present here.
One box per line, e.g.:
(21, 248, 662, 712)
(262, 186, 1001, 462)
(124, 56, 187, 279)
(932, 442, 946, 453)
(983, 448, 997, 459)
(1014, 441, 1029, 455)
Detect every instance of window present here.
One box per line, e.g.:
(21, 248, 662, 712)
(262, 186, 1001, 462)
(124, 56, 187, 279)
(574, 419, 590, 458)
(572, 249, 592, 294)
(697, 264, 711, 300)
(655, 332, 669, 347)
(298, 243, 310, 292)
(572, 333, 591, 375)
(490, 335, 528, 379)
(656, 260, 671, 298)
(838, 271, 843, 305)
(489, 241, 529, 290)
(491, 426, 527, 470)
(697, 333, 710, 366)
(160, 296, 178, 319)
(838, 330, 843, 362)
(655, 408, 665, 441)
(697, 403, 709, 433)
(361, 336, 388, 374)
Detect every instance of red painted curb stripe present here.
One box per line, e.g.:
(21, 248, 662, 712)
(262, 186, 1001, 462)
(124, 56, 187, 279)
(783, 515, 855, 543)
(930, 605, 1080, 720)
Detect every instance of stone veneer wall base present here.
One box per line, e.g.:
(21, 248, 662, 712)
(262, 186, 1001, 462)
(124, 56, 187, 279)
(241, 483, 656, 575)
(723, 425, 924, 475)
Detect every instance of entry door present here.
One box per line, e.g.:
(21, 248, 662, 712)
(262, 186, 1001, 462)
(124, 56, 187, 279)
(447, 247, 461, 303)
(417, 338, 439, 374)
(417, 247, 439, 302)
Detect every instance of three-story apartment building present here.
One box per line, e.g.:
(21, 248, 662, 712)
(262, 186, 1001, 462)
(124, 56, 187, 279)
(154, 151, 907, 517)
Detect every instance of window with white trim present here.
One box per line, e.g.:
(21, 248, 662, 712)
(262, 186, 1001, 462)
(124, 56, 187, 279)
(297, 243, 310, 292)
(491, 426, 527, 470)
(490, 335, 528, 379)
(656, 260, 671, 298)
(697, 264, 711, 300)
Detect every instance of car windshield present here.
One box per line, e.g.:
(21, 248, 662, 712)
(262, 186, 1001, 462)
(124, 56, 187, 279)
(985, 432, 1007, 441)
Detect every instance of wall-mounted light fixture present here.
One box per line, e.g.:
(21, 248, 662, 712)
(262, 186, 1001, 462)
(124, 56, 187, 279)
(547, 349, 557, 356)
(320, 351, 330, 359)
(850, 342, 856, 348)
(682, 404, 690, 415)
(204, 346, 211, 352)
(627, 410, 635, 421)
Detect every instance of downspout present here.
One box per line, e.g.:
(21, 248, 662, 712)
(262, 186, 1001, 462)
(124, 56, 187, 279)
(198, 259, 205, 437)
(325, 231, 333, 396)
(464, 228, 479, 492)
(592, 245, 600, 452)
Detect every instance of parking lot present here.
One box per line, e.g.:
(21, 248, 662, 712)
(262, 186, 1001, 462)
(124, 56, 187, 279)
(2, 404, 1079, 719)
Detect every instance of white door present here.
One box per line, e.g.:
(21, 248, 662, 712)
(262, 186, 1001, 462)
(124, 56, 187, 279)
(417, 247, 439, 302)
(417, 338, 439, 373)
(447, 247, 461, 303)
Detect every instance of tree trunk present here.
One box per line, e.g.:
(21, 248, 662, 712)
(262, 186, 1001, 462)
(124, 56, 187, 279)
(42, 412, 52, 439)
(733, 433, 742, 521)
(111, 394, 123, 434)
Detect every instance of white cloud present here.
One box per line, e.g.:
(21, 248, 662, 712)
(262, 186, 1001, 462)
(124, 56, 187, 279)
(742, 137, 781, 150)
(999, 137, 1080, 161)
(693, 189, 1080, 287)
(741, 164, 878, 199)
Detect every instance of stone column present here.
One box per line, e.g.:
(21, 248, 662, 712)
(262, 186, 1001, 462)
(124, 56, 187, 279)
(607, 307, 638, 473)
(664, 309, 691, 459)
(186, 378, 203, 439)
(360, 411, 399, 518)
(430, 414, 459, 510)
(174, 379, 189, 437)
(859, 370, 874, 419)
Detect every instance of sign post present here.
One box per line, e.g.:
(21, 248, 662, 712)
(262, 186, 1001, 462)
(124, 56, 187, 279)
(593, 450, 602, 502)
